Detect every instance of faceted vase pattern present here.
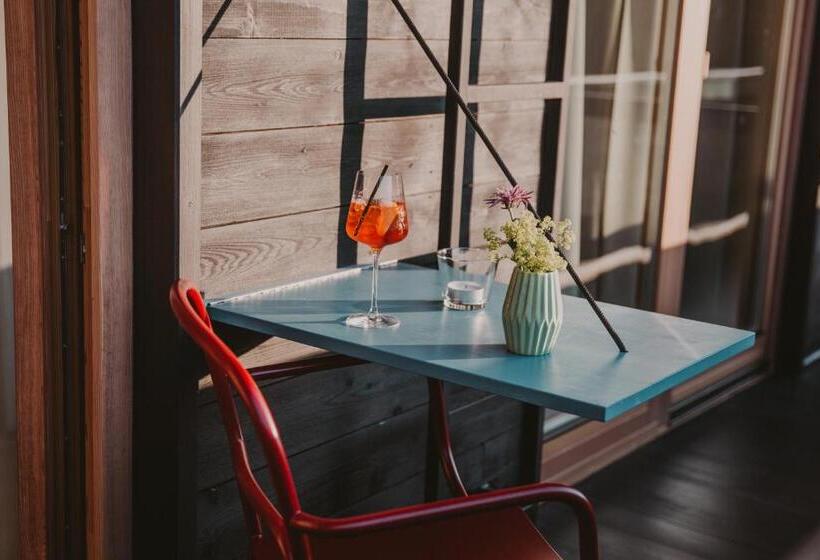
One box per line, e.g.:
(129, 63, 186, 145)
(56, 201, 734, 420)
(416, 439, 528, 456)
(502, 268, 563, 356)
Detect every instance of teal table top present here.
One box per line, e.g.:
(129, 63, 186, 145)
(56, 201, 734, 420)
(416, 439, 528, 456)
(207, 264, 755, 422)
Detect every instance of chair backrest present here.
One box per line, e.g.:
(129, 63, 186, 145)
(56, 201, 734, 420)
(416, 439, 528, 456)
(170, 279, 301, 559)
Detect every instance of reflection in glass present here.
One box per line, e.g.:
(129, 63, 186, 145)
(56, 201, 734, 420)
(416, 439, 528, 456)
(560, 0, 680, 308)
(543, 0, 681, 436)
(679, 0, 788, 330)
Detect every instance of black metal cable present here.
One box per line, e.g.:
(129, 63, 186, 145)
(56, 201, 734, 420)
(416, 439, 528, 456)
(389, 0, 627, 352)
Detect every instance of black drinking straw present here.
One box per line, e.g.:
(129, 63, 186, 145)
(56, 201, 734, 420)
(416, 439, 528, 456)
(354, 164, 390, 237)
(389, 0, 627, 353)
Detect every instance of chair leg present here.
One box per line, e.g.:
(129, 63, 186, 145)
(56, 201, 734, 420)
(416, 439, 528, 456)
(576, 498, 599, 560)
(425, 379, 468, 498)
(424, 399, 441, 501)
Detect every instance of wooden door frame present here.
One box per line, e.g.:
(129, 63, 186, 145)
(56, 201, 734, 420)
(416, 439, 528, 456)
(5, 0, 57, 557)
(773, 0, 819, 373)
(767, 0, 820, 375)
(653, 0, 712, 316)
(5, 0, 133, 558)
(79, 0, 133, 558)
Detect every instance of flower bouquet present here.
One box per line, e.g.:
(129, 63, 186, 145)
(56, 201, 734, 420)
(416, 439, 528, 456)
(483, 186, 574, 355)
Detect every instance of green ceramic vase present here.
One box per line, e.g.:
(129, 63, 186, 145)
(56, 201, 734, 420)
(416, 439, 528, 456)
(502, 268, 563, 356)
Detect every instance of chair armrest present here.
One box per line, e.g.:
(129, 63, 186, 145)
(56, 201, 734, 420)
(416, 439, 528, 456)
(291, 481, 598, 560)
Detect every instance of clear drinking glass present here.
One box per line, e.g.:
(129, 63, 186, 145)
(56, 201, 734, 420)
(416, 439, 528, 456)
(437, 248, 497, 310)
(344, 167, 409, 328)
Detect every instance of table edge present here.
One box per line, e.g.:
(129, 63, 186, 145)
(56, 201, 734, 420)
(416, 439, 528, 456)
(207, 305, 756, 423)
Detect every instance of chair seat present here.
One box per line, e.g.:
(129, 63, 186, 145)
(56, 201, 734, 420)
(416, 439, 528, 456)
(309, 507, 562, 560)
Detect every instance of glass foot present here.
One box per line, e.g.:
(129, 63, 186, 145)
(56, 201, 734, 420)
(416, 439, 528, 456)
(345, 313, 400, 329)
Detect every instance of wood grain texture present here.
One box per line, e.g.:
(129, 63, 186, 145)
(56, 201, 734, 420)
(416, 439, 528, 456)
(202, 38, 548, 133)
(180, 0, 202, 278)
(204, 0, 452, 39)
(329, 417, 525, 516)
(200, 190, 440, 297)
(203, 38, 446, 133)
(198, 403, 428, 560)
(473, 40, 547, 85)
(197, 382, 525, 560)
(0, 0, 15, 550)
(197, 363, 428, 489)
(541, 369, 820, 559)
(197, 364, 493, 492)
(4, 0, 52, 557)
(469, 106, 546, 185)
(202, 116, 444, 227)
(79, 0, 133, 558)
(201, 104, 547, 232)
(203, 0, 550, 40)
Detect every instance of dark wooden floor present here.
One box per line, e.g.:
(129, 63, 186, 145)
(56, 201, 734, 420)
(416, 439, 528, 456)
(538, 364, 820, 559)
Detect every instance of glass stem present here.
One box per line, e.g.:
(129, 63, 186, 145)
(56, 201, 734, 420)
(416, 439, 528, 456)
(368, 249, 381, 321)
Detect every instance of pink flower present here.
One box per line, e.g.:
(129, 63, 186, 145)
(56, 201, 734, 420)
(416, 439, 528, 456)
(484, 184, 534, 210)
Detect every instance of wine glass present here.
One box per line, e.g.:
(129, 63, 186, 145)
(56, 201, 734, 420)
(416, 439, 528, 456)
(344, 166, 410, 328)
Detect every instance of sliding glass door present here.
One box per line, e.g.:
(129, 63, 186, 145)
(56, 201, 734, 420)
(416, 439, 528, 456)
(542, 0, 803, 477)
(680, 0, 790, 331)
(564, 0, 795, 355)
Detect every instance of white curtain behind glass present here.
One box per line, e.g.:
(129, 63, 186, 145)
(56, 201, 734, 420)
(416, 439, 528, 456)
(561, 0, 670, 283)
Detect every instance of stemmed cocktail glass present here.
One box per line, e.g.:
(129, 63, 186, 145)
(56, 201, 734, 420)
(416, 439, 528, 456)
(344, 166, 409, 328)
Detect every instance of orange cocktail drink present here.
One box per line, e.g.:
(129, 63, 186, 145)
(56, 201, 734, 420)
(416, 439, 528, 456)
(345, 200, 409, 250)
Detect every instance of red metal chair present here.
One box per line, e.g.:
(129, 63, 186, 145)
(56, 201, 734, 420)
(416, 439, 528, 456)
(170, 279, 599, 560)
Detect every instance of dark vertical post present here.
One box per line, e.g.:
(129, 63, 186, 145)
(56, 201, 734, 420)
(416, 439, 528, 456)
(132, 1, 197, 557)
(519, 405, 545, 484)
(775, 1, 819, 374)
(538, 0, 571, 218)
(337, 1, 368, 268)
(428, 0, 472, 499)
(438, 0, 473, 248)
(424, 397, 442, 501)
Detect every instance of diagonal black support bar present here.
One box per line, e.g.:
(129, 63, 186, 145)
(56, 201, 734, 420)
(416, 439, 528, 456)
(389, 0, 628, 352)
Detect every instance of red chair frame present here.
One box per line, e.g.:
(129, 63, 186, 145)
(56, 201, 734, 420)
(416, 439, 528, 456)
(170, 279, 599, 560)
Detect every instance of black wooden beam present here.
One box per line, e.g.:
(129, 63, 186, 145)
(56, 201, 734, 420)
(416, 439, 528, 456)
(132, 1, 198, 557)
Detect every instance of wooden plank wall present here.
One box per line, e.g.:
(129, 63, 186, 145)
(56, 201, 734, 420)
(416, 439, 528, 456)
(198, 1, 552, 558)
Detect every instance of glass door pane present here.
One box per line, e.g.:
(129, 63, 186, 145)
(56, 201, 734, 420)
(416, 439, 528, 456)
(544, 0, 683, 437)
(679, 0, 789, 330)
(560, 0, 681, 308)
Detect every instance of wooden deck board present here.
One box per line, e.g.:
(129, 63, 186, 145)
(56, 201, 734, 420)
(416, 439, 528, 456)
(539, 364, 820, 559)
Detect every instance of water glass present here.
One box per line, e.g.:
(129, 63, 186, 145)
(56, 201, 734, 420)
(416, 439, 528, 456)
(437, 248, 497, 310)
